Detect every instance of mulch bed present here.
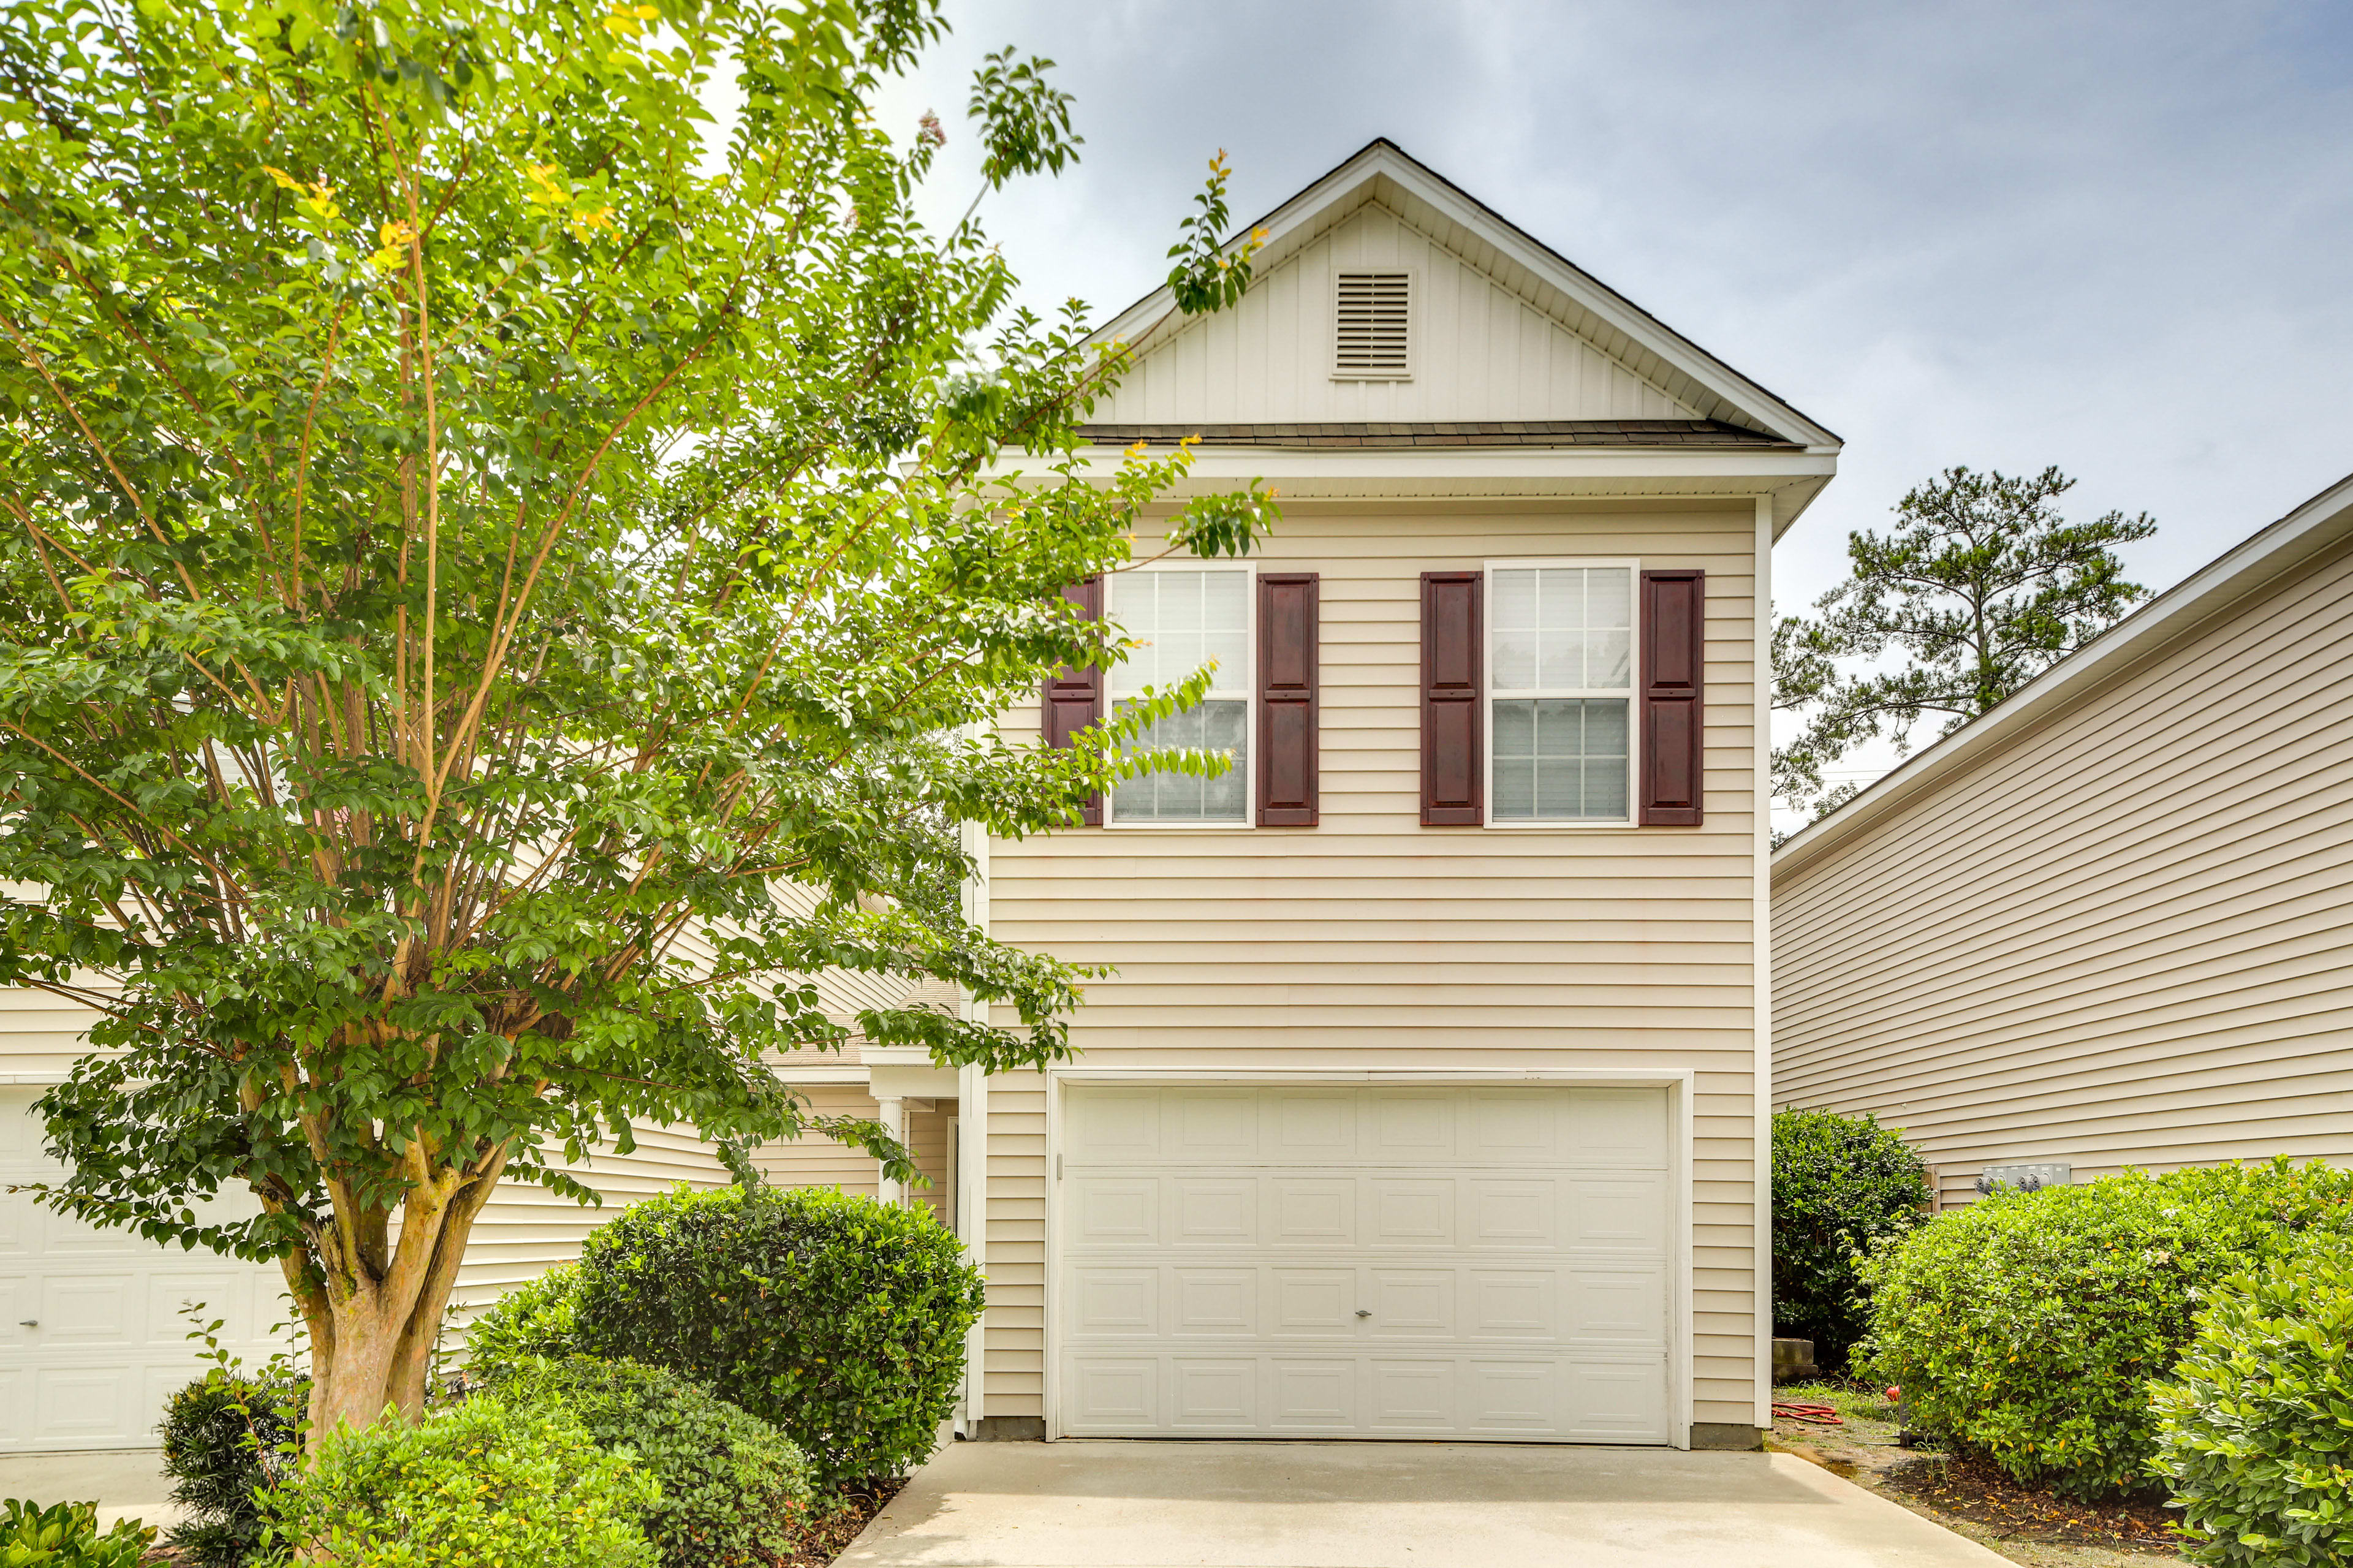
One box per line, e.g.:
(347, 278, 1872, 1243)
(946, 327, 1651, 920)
(1875, 1453, 2183, 1553)
(779, 1475, 907, 1568)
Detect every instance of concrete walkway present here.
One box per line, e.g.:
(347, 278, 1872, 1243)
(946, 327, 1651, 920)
(843, 1440, 2013, 1568)
(0, 1449, 187, 1534)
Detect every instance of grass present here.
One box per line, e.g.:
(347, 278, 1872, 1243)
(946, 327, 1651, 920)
(1773, 1377, 1897, 1424)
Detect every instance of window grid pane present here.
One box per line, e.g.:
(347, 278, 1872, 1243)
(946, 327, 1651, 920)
(1490, 697, 1631, 821)
(1108, 569, 1249, 700)
(1111, 701, 1248, 823)
(1490, 566, 1634, 697)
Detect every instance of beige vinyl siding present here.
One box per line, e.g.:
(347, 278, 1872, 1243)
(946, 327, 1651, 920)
(749, 1085, 959, 1227)
(1774, 533, 2353, 1200)
(1096, 202, 1700, 428)
(452, 1124, 732, 1323)
(987, 501, 1764, 1426)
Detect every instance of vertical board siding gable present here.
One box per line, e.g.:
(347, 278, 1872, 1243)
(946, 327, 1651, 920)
(1640, 569, 1705, 827)
(1040, 576, 1103, 827)
(1258, 572, 1320, 825)
(1421, 570, 1483, 825)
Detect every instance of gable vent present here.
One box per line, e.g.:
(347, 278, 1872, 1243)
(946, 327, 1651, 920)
(1333, 271, 1412, 379)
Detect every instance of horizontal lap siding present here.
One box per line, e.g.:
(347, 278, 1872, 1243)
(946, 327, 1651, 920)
(453, 1125, 732, 1324)
(990, 503, 1762, 1428)
(1774, 536, 2353, 1199)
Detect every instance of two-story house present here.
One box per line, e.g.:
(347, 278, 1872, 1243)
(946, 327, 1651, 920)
(805, 140, 1841, 1453)
(0, 139, 1837, 1457)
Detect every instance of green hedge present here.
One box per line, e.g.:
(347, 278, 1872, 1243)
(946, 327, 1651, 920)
(265, 1396, 656, 1568)
(483, 1356, 814, 1568)
(2151, 1232, 2353, 1566)
(1859, 1158, 2353, 1500)
(464, 1264, 580, 1372)
(1771, 1108, 1927, 1366)
(570, 1184, 983, 1488)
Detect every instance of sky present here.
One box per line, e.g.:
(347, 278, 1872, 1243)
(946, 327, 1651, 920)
(862, 0, 2353, 801)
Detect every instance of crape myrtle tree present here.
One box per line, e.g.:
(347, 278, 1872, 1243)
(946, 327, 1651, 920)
(0, 0, 1276, 1443)
(1773, 465, 2153, 824)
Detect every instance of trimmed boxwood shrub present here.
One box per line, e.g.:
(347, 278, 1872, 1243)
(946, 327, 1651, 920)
(1859, 1157, 2353, 1500)
(482, 1355, 815, 1568)
(570, 1184, 983, 1488)
(2151, 1232, 2353, 1566)
(1771, 1107, 1927, 1366)
(264, 1395, 656, 1568)
(158, 1371, 307, 1567)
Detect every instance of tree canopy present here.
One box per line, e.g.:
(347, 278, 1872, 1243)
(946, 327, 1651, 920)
(0, 0, 1271, 1437)
(1774, 465, 2154, 824)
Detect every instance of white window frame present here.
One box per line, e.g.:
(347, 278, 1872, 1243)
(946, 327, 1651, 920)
(1102, 559, 1257, 830)
(1482, 556, 1641, 830)
(1330, 266, 1417, 382)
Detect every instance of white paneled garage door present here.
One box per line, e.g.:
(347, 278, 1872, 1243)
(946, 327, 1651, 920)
(1, 1088, 287, 1450)
(1056, 1083, 1673, 1442)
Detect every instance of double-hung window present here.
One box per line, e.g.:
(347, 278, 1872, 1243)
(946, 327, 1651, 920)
(1107, 567, 1252, 825)
(1487, 561, 1636, 824)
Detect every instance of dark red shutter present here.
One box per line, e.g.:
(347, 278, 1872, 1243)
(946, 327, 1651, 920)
(1257, 573, 1319, 826)
(1420, 571, 1482, 826)
(1042, 575, 1103, 827)
(1639, 569, 1705, 827)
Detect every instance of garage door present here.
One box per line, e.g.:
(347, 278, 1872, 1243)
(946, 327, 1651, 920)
(1, 1087, 288, 1450)
(1056, 1083, 1673, 1441)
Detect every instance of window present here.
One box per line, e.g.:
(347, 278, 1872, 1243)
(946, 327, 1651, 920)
(1107, 567, 1251, 824)
(1487, 562, 1635, 823)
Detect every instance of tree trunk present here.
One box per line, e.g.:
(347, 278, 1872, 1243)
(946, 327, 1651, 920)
(283, 1150, 507, 1454)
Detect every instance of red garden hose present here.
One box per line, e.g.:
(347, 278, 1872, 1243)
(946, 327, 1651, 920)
(1771, 1401, 1844, 1425)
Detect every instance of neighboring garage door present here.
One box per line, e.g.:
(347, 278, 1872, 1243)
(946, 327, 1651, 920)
(0, 1086, 287, 1450)
(1056, 1083, 1673, 1442)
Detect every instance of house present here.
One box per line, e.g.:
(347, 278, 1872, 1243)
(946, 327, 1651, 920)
(0, 138, 1840, 1456)
(751, 137, 1839, 1452)
(1772, 472, 2353, 1205)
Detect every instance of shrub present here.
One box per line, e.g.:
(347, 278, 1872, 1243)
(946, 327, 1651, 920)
(572, 1183, 983, 1488)
(264, 1395, 656, 1568)
(1771, 1107, 1928, 1366)
(158, 1371, 307, 1567)
(483, 1355, 815, 1568)
(0, 1499, 154, 1568)
(2151, 1232, 2353, 1567)
(464, 1265, 582, 1374)
(1859, 1157, 2353, 1500)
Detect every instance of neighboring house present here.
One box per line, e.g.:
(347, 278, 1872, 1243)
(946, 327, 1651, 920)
(0, 929, 915, 1454)
(750, 138, 1838, 1452)
(2, 137, 1842, 1456)
(1773, 472, 2353, 1206)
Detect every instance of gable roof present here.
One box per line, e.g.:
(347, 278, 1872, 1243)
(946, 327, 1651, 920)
(1773, 469, 2353, 880)
(1094, 138, 1841, 452)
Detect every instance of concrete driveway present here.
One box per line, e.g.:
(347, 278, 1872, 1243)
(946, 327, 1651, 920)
(842, 1440, 2012, 1568)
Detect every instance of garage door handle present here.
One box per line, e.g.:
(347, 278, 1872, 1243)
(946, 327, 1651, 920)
(1355, 1309, 1371, 1319)
(17, 1320, 33, 1327)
